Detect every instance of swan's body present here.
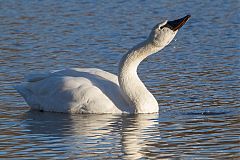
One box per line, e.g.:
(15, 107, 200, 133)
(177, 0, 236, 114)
(15, 15, 190, 114)
(15, 68, 131, 113)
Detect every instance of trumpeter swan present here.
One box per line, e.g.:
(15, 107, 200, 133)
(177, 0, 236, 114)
(15, 15, 190, 114)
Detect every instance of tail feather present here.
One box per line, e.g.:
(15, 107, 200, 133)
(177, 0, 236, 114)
(14, 85, 30, 99)
(25, 73, 50, 82)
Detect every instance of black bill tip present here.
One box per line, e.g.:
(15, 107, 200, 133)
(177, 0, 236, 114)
(162, 15, 191, 31)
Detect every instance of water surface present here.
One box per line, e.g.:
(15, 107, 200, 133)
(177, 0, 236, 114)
(0, 0, 239, 159)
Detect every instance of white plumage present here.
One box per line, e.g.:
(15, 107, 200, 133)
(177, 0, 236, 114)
(15, 68, 130, 113)
(15, 15, 190, 114)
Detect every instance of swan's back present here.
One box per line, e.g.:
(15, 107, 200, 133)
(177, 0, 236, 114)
(15, 68, 131, 114)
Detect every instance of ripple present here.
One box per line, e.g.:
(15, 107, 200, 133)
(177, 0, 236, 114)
(0, 0, 240, 159)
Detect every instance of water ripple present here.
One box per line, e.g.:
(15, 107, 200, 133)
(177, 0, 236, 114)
(0, 0, 239, 159)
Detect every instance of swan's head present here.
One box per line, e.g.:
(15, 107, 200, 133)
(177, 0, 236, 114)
(149, 15, 191, 47)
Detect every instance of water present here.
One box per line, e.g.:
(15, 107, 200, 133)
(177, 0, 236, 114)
(0, 0, 239, 159)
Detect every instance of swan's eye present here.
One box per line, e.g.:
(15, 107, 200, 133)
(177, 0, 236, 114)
(157, 26, 164, 31)
(159, 24, 167, 31)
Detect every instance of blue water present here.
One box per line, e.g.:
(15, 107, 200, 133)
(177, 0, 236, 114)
(0, 0, 239, 159)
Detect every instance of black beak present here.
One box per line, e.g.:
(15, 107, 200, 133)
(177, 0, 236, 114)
(163, 15, 191, 31)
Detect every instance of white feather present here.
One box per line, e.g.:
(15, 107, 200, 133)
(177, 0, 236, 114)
(15, 18, 186, 114)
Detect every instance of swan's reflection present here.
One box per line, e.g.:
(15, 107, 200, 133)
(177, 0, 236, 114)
(23, 111, 159, 159)
(121, 114, 159, 160)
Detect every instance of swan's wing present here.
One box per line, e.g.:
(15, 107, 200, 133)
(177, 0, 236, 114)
(25, 68, 118, 83)
(15, 68, 129, 113)
(24, 68, 118, 84)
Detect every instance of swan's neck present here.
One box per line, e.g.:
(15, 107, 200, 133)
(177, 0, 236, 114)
(118, 40, 163, 113)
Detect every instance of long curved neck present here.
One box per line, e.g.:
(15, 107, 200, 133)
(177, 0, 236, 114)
(118, 40, 163, 113)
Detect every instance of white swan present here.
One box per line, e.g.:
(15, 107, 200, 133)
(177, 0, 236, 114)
(15, 15, 190, 114)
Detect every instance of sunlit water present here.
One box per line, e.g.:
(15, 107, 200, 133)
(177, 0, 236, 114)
(0, 1, 239, 159)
